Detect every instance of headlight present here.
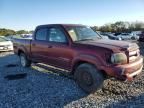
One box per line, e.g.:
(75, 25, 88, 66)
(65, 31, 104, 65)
(111, 53, 127, 64)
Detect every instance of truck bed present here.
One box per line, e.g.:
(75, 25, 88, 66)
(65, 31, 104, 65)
(13, 38, 32, 56)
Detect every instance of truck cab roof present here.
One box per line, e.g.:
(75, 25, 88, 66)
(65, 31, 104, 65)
(36, 24, 85, 29)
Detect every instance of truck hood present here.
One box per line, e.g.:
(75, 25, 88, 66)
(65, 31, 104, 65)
(75, 39, 138, 52)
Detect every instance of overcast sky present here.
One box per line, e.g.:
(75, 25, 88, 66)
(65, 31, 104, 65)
(0, 0, 144, 30)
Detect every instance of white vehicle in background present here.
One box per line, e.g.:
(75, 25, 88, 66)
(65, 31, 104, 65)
(101, 33, 122, 40)
(117, 33, 139, 40)
(117, 33, 133, 40)
(0, 36, 13, 51)
(130, 31, 140, 40)
(21, 34, 33, 39)
(101, 35, 109, 39)
(96, 31, 109, 39)
(131, 31, 142, 35)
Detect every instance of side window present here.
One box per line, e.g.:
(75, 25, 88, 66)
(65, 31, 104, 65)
(35, 28, 47, 41)
(48, 28, 67, 43)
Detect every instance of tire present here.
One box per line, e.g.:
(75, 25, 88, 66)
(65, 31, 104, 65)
(131, 37, 135, 40)
(74, 63, 104, 93)
(19, 53, 31, 67)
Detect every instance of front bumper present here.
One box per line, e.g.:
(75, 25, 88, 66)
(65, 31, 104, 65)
(124, 65, 143, 81)
(104, 56, 143, 81)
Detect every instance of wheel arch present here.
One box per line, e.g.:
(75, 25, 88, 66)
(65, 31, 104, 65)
(71, 55, 107, 78)
(17, 46, 30, 59)
(18, 49, 25, 56)
(72, 60, 89, 74)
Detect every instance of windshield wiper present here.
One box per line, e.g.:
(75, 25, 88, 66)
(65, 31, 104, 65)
(76, 38, 95, 42)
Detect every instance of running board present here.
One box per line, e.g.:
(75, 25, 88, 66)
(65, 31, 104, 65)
(32, 63, 73, 79)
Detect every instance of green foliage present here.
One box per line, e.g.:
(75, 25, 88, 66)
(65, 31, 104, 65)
(92, 21, 144, 33)
(0, 28, 33, 36)
(16, 30, 29, 34)
(29, 30, 34, 34)
(0, 21, 144, 36)
(0, 28, 16, 36)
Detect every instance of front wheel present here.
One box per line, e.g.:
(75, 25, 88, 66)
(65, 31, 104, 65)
(74, 63, 104, 93)
(19, 53, 31, 67)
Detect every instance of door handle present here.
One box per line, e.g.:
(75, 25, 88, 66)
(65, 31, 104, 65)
(48, 45, 53, 48)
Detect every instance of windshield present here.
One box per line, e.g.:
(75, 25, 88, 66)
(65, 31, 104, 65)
(0, 37, 8, 42)
(65, 26, 101, 41)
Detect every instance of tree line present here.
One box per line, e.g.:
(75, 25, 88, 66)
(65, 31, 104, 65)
(0, 29, 33, 36)
(0, 21, 144, 36)
(91, 21, 144, 33)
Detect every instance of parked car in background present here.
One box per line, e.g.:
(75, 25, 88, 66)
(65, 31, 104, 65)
(96, 31, 109, 39)
(21, 34, 33, 39)
(117, 33, 133, 40)
(131, 31, 142, 36)
(138, 31, 144, 42)
(129, 32, 140, 40)
(117, 33, 139, 40)
(4, 35, 13, 40)
(108, 34, 122, 40)
(101, 33, 121, 40)
(0, 36, 13, 51)
(101, 35, 109, 39)
(114, 33, 122, 36)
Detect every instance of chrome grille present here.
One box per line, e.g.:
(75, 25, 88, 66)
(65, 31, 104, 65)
(129, 49, 140, 62)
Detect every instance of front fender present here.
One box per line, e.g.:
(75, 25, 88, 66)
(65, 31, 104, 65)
(71, 54, 105, 71)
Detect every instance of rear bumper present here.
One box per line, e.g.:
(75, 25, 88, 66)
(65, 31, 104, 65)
(104, 56, 143, 81)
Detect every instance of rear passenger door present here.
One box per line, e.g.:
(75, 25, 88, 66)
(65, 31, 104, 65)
(31, 27, 50, 62)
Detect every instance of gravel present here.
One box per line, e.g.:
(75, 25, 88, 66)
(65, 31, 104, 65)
(0, 42, 144, 108)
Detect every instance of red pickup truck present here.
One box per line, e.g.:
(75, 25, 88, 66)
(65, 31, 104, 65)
(13, 24, 143, 93)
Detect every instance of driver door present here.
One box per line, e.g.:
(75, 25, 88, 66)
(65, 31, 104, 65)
(45, 26, 74, 70)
